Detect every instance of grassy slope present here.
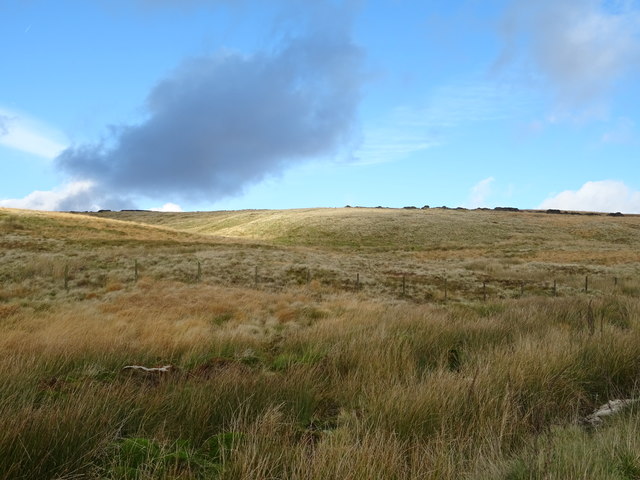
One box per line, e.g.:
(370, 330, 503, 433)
(0, 207, 225, 247)
(2, 207, 640, 479)
(88, 208, 640, 300)
(90, 207, 640, 257)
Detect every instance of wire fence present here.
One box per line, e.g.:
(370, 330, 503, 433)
(6, 257, 634, 304)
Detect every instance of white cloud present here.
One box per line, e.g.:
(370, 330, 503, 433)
(0, 107, 67, 159)
(150, 202, 183, 212)
(498, 0, 640, 109)
(468, 176, 495, 208)
(539, 180, 640, 213)
(354, 80, 534, 165)
(354, 127, 439, 166)
(416, 82, 535, 127)
(0, 181, 99, 211)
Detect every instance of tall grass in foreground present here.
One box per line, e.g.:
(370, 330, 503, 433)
(1, 279, 640, 479)
(473, 408, 640, 479)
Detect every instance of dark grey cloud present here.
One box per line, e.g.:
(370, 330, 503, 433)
(496, 0, 640, 108)
(56, 14, 364, 207)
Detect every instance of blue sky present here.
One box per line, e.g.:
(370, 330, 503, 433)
(1, 0, 639, 213)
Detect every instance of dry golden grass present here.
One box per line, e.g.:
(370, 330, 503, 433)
(89, 207, 640, 255)
(1, 206, 640, 479)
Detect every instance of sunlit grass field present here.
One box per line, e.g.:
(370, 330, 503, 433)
(2, 206, 640, 479)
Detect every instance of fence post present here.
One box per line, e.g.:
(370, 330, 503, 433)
(402, 274, 406, 296)
(553, 279, 557, 297)
(134, 260, 138, 283)
(196, 260, 202, 282)
(585, 275, 589, 293)
(444, 277, 448, 302)
(356, 273, 360, 291)
(483, 280, 487, 302)
(306, 268, 311, 285)
(254, 266, 258, 287)
(520, 281, 524, 297)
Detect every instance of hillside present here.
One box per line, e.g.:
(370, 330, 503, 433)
(89, 207, 640, 255)
(2, 206, 638, 305)
(83, 207, 640, 301)
(2, 206, 640, 479)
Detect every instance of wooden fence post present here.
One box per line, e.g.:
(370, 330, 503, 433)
(196, 260, 201, 282)
(483, 280, 487, 302)
(356, 273, 360, 291)
(134, 260, 138, 283)
(520, 281, 524, 297)
(444, 277, 448, 302)
(585, 275, 589, 293)
(306, 268, 311, 285)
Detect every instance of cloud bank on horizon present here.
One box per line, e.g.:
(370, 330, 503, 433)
(540, 180, 640, 214)
(0, 181, 128, 212)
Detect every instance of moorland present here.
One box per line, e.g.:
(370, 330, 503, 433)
(1, 206, 640, 479)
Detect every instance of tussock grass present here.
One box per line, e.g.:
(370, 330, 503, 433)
(473, 409, 640, 479)
(1, 207, 640, 478)
(3, 283, 640, 478)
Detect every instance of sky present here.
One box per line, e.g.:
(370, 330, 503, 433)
(1, 0, 640, 213)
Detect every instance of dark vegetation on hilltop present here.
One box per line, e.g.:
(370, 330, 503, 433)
(86, 205, 628, 217)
